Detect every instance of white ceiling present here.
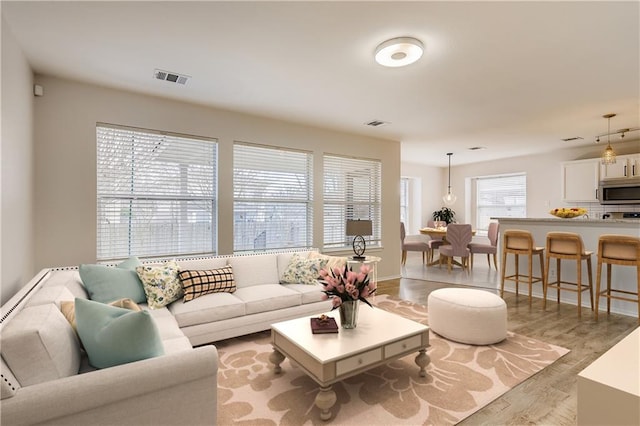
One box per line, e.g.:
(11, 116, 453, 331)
(3, 1, 639, 166)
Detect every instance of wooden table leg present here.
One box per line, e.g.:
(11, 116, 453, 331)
(315, 385, 337, 421)
(415, 348, 430, 377)
(269, 348, 285, 374)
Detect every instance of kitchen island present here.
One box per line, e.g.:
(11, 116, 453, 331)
(494, 217, 639, 318)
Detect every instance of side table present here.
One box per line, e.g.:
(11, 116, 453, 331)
(347, 255, 381, 286)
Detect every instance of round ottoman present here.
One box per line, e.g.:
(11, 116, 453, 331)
(427, 288, 507, 345)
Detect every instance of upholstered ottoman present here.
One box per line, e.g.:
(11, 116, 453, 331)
(427, 288, 507, 345)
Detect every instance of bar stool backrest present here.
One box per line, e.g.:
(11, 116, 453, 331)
(503, 230, 535, 252)
(547, 232, 585, 256)
(599, 235, 640, 263)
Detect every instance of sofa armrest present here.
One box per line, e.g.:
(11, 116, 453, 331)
(1, 345, 218, 426)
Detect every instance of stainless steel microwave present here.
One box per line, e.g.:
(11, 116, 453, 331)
(598, 178, 640, 204)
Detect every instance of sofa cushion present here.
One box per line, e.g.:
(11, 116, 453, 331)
(75, 298, 164, 369)
(26, 285, 75, 308)
(42, 270, 88, 299)
(79, 257, 146, 303)
(136, 261, 183, 309)
(1, 304, 81, 386)
(175, 257, 228, 270)
(179, 266, 236, 302)
(281, 283, 327, 304)
(233, 284, 302, 315)
(168, 293, 246, 328)
(228, 253, 279, 288)
(280, 253, 327, 285)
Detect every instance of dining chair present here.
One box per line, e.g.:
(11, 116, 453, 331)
(426, 220, 444, 263)
(439, 224, 473, 272)
(400, 222, 430, 265)
(468, 222, 499, 270)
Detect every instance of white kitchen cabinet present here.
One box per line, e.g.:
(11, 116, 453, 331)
(600, 153, 640, 179)
(562, 159, 600, 202)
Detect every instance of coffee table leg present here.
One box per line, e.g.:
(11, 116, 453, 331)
(315, 385, 336, 421)
(270, 349, 285, 374)
(415, 349, 430, 377)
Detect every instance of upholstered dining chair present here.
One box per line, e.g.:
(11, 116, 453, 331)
(468, 222, 499, 270)
(426, 220, 445, 263)
(401, 222, 430, 265)
(439, 224, 473, 272)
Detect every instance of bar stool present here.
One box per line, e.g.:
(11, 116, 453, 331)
(543, 232, 593, 316)
(500, 229, 545, 306)
(595, 235, 640, 323)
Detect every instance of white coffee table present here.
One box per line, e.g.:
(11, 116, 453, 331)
(270, 305, 430, 420)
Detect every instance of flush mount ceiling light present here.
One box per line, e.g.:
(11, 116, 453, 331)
(375, 37, 424, 67)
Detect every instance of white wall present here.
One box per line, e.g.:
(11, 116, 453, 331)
(1, 18, 34, 305)
(401, 162, 443, 232)
(31, 75, 402, 291)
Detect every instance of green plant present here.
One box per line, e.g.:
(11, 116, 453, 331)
(432, 207, 456, 224)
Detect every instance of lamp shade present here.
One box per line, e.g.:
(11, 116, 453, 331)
(346, 219, 372, 236)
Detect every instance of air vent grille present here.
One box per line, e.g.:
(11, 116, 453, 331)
(154, 69, 190, 85)
(365, 120, 389, 127)
(561, 136, 584, 142)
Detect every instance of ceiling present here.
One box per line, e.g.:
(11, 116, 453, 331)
(3, 1, 639, 166)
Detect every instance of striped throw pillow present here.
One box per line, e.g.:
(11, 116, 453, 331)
(178, 266, 235, 302)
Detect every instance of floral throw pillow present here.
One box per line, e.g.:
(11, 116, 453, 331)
(280, 253, 328, 285)
(136, 261, 183, 309)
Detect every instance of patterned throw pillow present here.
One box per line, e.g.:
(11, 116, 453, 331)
(280, 253, 328, 285)
(307, 251, 347, 271)
(136, 261, 183, 309)
(178, 266, 235, 302)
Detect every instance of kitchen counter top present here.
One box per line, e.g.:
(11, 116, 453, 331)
(492, 217, 640, 225)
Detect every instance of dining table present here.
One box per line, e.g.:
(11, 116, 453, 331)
(419, 226, 477, 267)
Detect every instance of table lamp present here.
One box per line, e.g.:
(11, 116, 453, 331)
(346, 219, 373, 260)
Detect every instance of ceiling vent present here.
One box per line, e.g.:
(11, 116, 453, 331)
(365, 120, 389, 127)
(561, 136, 584, 142)
(154, 69, 190, 85)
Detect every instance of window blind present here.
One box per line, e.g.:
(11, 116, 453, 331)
(323, 154, 382, 250)
(476, 173, 526, 234)
(233, 142, 313, 252)
(96, 124, 217, 260)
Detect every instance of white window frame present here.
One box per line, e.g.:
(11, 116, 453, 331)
(400, 177, 409, 229)
(96, 123, 217, 261)
(474, 173, 526, 235)
(323, 154, 382, 251)
(233, 142, 313, 252)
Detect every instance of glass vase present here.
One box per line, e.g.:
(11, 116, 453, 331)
(339, 300, 359, 329)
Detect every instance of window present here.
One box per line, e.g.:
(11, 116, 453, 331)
(475, 173, 526, 234)
(233, 142, 313, 252)
(400, 177, 409, 227)
(323, 154, 382, 250)
(96, 124, 217, 261)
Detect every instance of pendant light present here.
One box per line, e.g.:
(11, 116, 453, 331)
(443, 152, 457, 205)
(601, 113, 617, 165)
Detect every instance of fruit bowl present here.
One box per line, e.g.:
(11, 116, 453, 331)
(549, 207, 588, 219)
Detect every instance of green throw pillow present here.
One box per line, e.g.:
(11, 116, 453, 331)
(75, 298, 164, 369)
(79, 257, 146, 303)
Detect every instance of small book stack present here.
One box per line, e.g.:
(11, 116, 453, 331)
(310, 315, 338, 334)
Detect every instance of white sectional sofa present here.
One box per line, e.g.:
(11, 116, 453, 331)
(0, 249, 336, 425)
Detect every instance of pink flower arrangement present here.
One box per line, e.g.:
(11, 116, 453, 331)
(318, 264, 376, 309)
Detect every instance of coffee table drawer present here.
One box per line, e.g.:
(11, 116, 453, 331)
(385, 334, 422, 358)
(336, 348, 382, 376)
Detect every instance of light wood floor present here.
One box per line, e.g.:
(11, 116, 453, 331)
(375, 277, 639, 425)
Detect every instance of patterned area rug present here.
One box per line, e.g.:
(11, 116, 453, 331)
(216, 295, 569, 425)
